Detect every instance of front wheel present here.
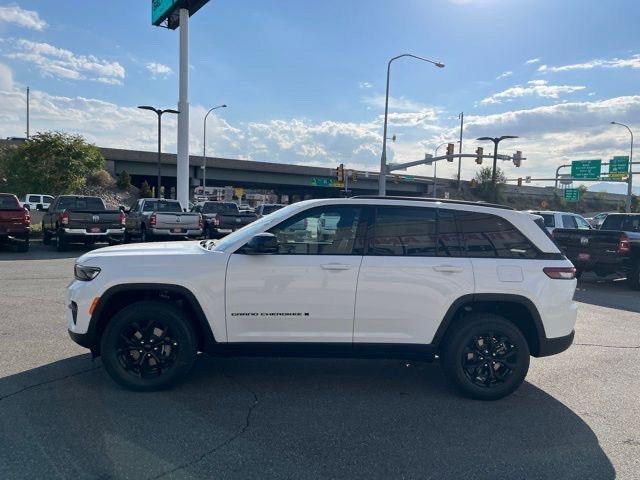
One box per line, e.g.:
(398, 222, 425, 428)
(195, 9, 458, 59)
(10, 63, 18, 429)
(441, 314, 530, 401)
(100, 301, 197, 391)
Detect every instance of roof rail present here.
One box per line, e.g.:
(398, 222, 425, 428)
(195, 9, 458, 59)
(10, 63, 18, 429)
(349, 196, 515, 211)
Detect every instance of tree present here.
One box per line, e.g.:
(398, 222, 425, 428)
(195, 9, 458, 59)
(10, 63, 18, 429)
(117, 170, 132, 190)
(139, 180, 152, 198)
(473, 166, 506, 202)
(3, 132, 104, 196)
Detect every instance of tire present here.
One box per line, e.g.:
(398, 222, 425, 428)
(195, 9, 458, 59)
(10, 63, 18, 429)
(123, 231, 131, 244)
(56, 228, 68, 252)
(141, 226, 152, 243)
(42, 224, 51, 245)
(626, 262, 640, 290)
(16, 238, 29, 253)
(441, 313, 530, 401)
(575, 269, 583, 280)
(100, 301, 197, 391)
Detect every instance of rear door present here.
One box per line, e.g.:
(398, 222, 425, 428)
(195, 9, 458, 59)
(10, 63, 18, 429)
(354, 206, 474, 344)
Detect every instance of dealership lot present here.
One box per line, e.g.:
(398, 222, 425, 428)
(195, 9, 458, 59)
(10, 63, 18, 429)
(0, 244, 638, 479)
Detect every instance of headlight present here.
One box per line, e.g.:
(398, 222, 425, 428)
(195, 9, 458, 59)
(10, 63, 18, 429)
(74, 264, 101, 281)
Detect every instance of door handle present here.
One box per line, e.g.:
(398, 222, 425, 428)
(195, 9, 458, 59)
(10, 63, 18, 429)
(321, 263, 352, 271)
(433, 265, 464, 273)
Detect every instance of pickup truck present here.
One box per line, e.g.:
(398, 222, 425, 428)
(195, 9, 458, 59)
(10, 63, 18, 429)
(552, 213, 640, 288)
(42, 195, 125, 251)
(0, 193, 30, 252)
(125, 198, 202, 242)
(193, 201, 257, 239)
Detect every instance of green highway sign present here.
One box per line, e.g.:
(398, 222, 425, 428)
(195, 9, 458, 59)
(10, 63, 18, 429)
(609, 155, 630, 179)
(311, 177, 337, 187)
(152, 0, 179, 25)
(564, 188, 581, 202)
(571, 159, 602, 179)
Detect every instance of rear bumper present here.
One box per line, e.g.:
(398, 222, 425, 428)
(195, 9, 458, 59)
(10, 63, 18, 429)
(0, 230, 29, 241)
(536, 330, 575, 357)
(151, 228, 202, 237)
(63, 228, 124, 239)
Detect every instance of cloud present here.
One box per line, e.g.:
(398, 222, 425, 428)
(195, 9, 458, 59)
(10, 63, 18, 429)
(525, 58, 540, 65)
(3, 38, 125, 85)
(496, 71, 512, 80)
(0, 61, 12, 90)
(479, 79, 585, 105)
(0, 5, 46, 31)
(538, 54, 640, 73)
(362, 94, 428, 112)
(145, 62, 173, 78)
(358, 81, 372, 89)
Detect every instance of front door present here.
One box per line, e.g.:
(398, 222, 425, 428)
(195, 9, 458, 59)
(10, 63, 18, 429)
(225, 205, 366, 343)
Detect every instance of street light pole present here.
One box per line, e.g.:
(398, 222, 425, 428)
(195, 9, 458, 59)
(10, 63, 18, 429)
(611, 121, 635, 212)
(379, 54, 445, 196)
(202, 104, 227, 192)
(457, 112, 464, 189)
(476, 135, 519, 203)
(138, 106, 179, 199)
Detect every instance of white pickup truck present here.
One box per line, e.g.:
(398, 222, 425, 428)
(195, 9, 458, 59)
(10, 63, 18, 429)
(67, 197, 577, 400)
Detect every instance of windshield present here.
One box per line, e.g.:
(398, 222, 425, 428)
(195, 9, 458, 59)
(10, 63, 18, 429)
(202, 202, 238, 214)
(212, 203, 300, 251)
(57, 197, 105, 211)
(143, 200, 182, 213)
(0, 194, 20, 210)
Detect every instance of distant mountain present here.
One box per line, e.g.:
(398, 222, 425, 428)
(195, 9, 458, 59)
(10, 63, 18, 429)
(586, 182, 640, 195)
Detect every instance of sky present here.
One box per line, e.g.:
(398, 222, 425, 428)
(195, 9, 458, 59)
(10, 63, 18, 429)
(0, 0, 639, 188)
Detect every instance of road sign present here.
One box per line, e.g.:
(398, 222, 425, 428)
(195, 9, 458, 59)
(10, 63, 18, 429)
(311, 177, 338, 187)
(609, 155, 630, 180)
(571, 159, 601, 179)
(152, 0, 179, 25)
(564, 188, 581, 202)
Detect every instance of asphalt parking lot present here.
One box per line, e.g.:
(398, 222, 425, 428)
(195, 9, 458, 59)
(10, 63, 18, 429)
(0, 243, 638, 479)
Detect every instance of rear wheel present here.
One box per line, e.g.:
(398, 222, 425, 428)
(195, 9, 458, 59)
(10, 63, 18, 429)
(141, 226, 152, 243)
(56, 228, 68, 252)
(16, 237, 29, 253)
(626, 261, 640, 290)
(441, 314, 530, 401)
(100, 301, 197, 391)
(42, 224, 51, 245)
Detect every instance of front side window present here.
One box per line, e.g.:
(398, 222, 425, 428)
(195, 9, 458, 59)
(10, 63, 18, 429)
(368, 206, 437, 256)
(575, 216, 591, 229)
(44, 196, 54, 203)
(456, 211, 538, 259)
(268, 206, 363, 255)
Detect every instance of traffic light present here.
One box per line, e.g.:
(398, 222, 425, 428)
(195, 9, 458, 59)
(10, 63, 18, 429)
(513, 151, 523, 167)
(475, 146, 484, 165)
(446, 143, 455, 162)
(351, 171, 358, 183)
(393, 174, 400, 184)
(336, 163, 345, 182)
(517, 177, 523, 187)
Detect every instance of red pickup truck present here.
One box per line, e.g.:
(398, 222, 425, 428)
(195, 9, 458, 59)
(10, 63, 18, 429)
(0, 193, 30, 252)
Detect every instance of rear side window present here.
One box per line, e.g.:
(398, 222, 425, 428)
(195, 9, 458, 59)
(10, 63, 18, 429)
(0, 194, 20, 210)
(562, 215, 578, 229)
(368, 207, 437, 256)
(539, 214, 555, 227)
(27, 195, 40, 203)
(456, 211, 539, 259)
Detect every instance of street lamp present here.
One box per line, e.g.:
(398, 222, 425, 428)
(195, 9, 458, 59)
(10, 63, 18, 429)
(611, 121, 635, 212)
(379, 53, 445, 196)
(202, 104, 228, 192)
(432, 141, 459, 198)
(476, 135, 519, 203)
(138, 106, 179, 199)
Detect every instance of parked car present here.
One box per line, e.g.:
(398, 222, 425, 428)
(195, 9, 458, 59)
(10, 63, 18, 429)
(125, 198, 202, 242)
(42, 195, 125, 251)
(553, 213, 640, 287)
(586, 212, 613, 229)
(67, 197, 577, 400)
(21, 193, 54, 211)
(193, 201, 257, 239)
(0, 193, 30, 252)
(255, 203, 285, 218)
(528, 210, 592, 234)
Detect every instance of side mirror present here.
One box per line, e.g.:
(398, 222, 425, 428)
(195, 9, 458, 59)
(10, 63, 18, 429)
(241, 233, 278, 254)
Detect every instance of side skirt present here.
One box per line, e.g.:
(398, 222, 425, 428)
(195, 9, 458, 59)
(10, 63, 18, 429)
(205, 342, 438, 362)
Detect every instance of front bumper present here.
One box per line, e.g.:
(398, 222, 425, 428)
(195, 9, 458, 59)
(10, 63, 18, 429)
(536, 330, 575, 357)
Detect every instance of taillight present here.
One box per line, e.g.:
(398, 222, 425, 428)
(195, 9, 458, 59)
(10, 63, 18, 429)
(618, 234, 630, 254)
(543, 267, 576, 280)
(23, 210, 31, 225)
(198, 213, 203, 229)
(118, 211, 126, 226)
(149, 213, 157, 227)
(212, 215, 220, 226)
(60, 211, 69, 226)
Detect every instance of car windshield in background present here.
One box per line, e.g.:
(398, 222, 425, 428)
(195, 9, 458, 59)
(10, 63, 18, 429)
(203, 203, 237, 214)
(57, 197, 105, 211)
(143, 201, 182, 213)
(0, 195, 20, 210)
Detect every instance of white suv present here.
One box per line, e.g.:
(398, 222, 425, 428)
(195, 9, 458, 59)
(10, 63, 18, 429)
(67, 197, 577, 400)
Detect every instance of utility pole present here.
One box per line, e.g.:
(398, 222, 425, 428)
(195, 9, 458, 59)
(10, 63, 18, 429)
(176, 8, 190, 209)
(202, 104, 227, 192)
(457, 112, 463, 189)
(611, 122, 635, 212)
(26, 86, 30, 139)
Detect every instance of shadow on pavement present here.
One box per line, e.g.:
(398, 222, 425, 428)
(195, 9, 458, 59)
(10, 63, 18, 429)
(0, 241, 100, 261)
(575, 274, 640, 314)
(0, 354, 615, 480)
